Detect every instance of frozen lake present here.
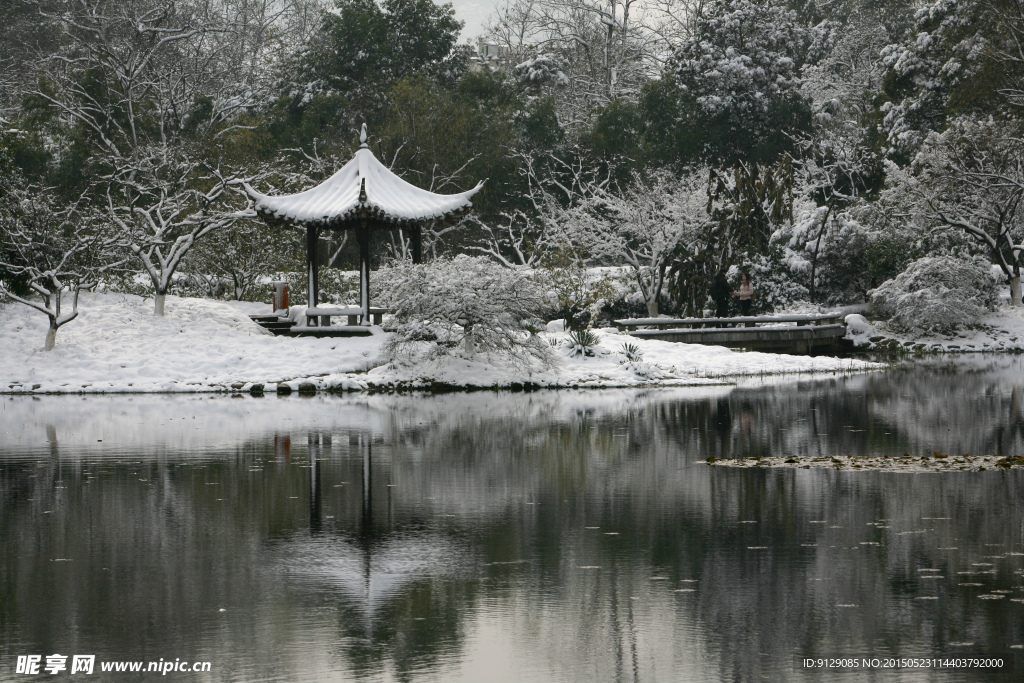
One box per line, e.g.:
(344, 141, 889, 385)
(2, 358, 1024, 681)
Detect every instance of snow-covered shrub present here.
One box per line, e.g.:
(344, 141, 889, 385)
(539, 250, 618, 331)
(374, 255, 551, 364)
(620, 342, 643, 363)
(727, 251, 809, 315)
(869, 256, 999, 333)
(616, 343, 666, 378)
(564, 327, 600, 358)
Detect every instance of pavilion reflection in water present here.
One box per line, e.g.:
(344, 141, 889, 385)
(278, 431, 465, 633)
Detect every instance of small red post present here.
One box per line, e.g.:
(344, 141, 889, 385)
(272, 281, 289, 314)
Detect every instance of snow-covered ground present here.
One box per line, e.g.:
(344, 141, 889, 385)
(0, 292, 879, 394)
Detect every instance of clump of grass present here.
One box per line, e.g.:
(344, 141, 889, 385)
(566, 328, 600, 357)
(620, 342, 643, 363)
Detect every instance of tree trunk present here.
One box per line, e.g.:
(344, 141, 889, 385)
(1011, 277, 1021, 307)
(154, 292, 166, 316)
(809, 203, 833, 304)
(44, 323, 57, 351)
(646, 299, 659, 317)
(464, 324, 475, 357)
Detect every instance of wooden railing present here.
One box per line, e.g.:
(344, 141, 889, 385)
(615, 312, 843, 331)
(613, 313, 847, 353)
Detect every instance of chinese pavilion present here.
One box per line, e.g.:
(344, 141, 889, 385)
(244, 124, 483, 326)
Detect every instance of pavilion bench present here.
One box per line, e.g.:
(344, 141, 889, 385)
(304, 306, 389, 327)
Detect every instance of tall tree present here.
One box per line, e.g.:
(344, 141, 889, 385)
(877, 0, 1002, 160)
(667, 0, 827, 164)
(292, 0, 465, 107)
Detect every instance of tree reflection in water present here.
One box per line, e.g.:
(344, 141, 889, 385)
(1, 357, 1024, 681)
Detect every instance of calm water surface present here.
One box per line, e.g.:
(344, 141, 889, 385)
(2, 358, 1024, 682)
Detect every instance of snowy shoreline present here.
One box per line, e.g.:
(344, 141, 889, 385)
(1, 292, 887, 395)
(845, 303, 1024, 355)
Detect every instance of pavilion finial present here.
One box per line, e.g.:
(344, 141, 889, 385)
(359, 123, 368, 148)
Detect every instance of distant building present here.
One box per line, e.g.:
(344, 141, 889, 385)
(470, 39, 506, 72)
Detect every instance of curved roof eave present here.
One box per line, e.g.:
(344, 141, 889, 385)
(243, 146, 484, 227)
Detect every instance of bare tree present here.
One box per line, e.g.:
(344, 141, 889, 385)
(105, 150, 249, 314)
(563, 167, 711, 316)
(468, 150, 614, 267)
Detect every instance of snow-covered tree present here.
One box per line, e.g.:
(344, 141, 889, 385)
(0, 160, 115, 349)
(800, 8, 890, 120)
(105, 152, 249, 315)
(468, 151, 614, 268)
(566, 167, 712, 317)
(915, 118, 1024, 305)
(288, 0, 466, 110)
(792, 132, 880, 301)
(670, 0, 830, 161)
(485, 0, 658, 131)
(34, 0, 260, 159)
(178, 220, 296, 301)
(877, 0, 994, 159)
(374, 255, 550, 363)
(22, 0, 280, 314)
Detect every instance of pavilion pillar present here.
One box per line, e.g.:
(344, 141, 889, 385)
(306, 225, 319, 313)
(410, 225, 423, 264)
(358, 219, 371, 325)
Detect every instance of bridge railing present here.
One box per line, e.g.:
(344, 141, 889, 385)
(614, 312, 844, 332)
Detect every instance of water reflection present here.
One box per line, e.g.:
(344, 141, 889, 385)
(2, 358, 1024, 681)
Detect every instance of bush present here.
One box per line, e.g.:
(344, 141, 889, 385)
(538, 249, 618, 331)
(597, 293, 661, 324)
(729, 250, 809, 315)
(374, 255, 551, 364)
(564, 327, 600, 357)
(869, 256, 999, 333)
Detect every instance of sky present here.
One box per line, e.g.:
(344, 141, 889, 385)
(449, 0, 498, 40)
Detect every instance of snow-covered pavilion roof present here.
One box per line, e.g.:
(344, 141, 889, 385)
(244, 126, 483, 227)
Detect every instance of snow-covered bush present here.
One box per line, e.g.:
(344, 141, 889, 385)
(869, 256, 999, 333)
(539, 250, 617, 331)
(564, 327, 600, 358)
(374, 255, 551, 364)
(727, 251, 809, 315)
